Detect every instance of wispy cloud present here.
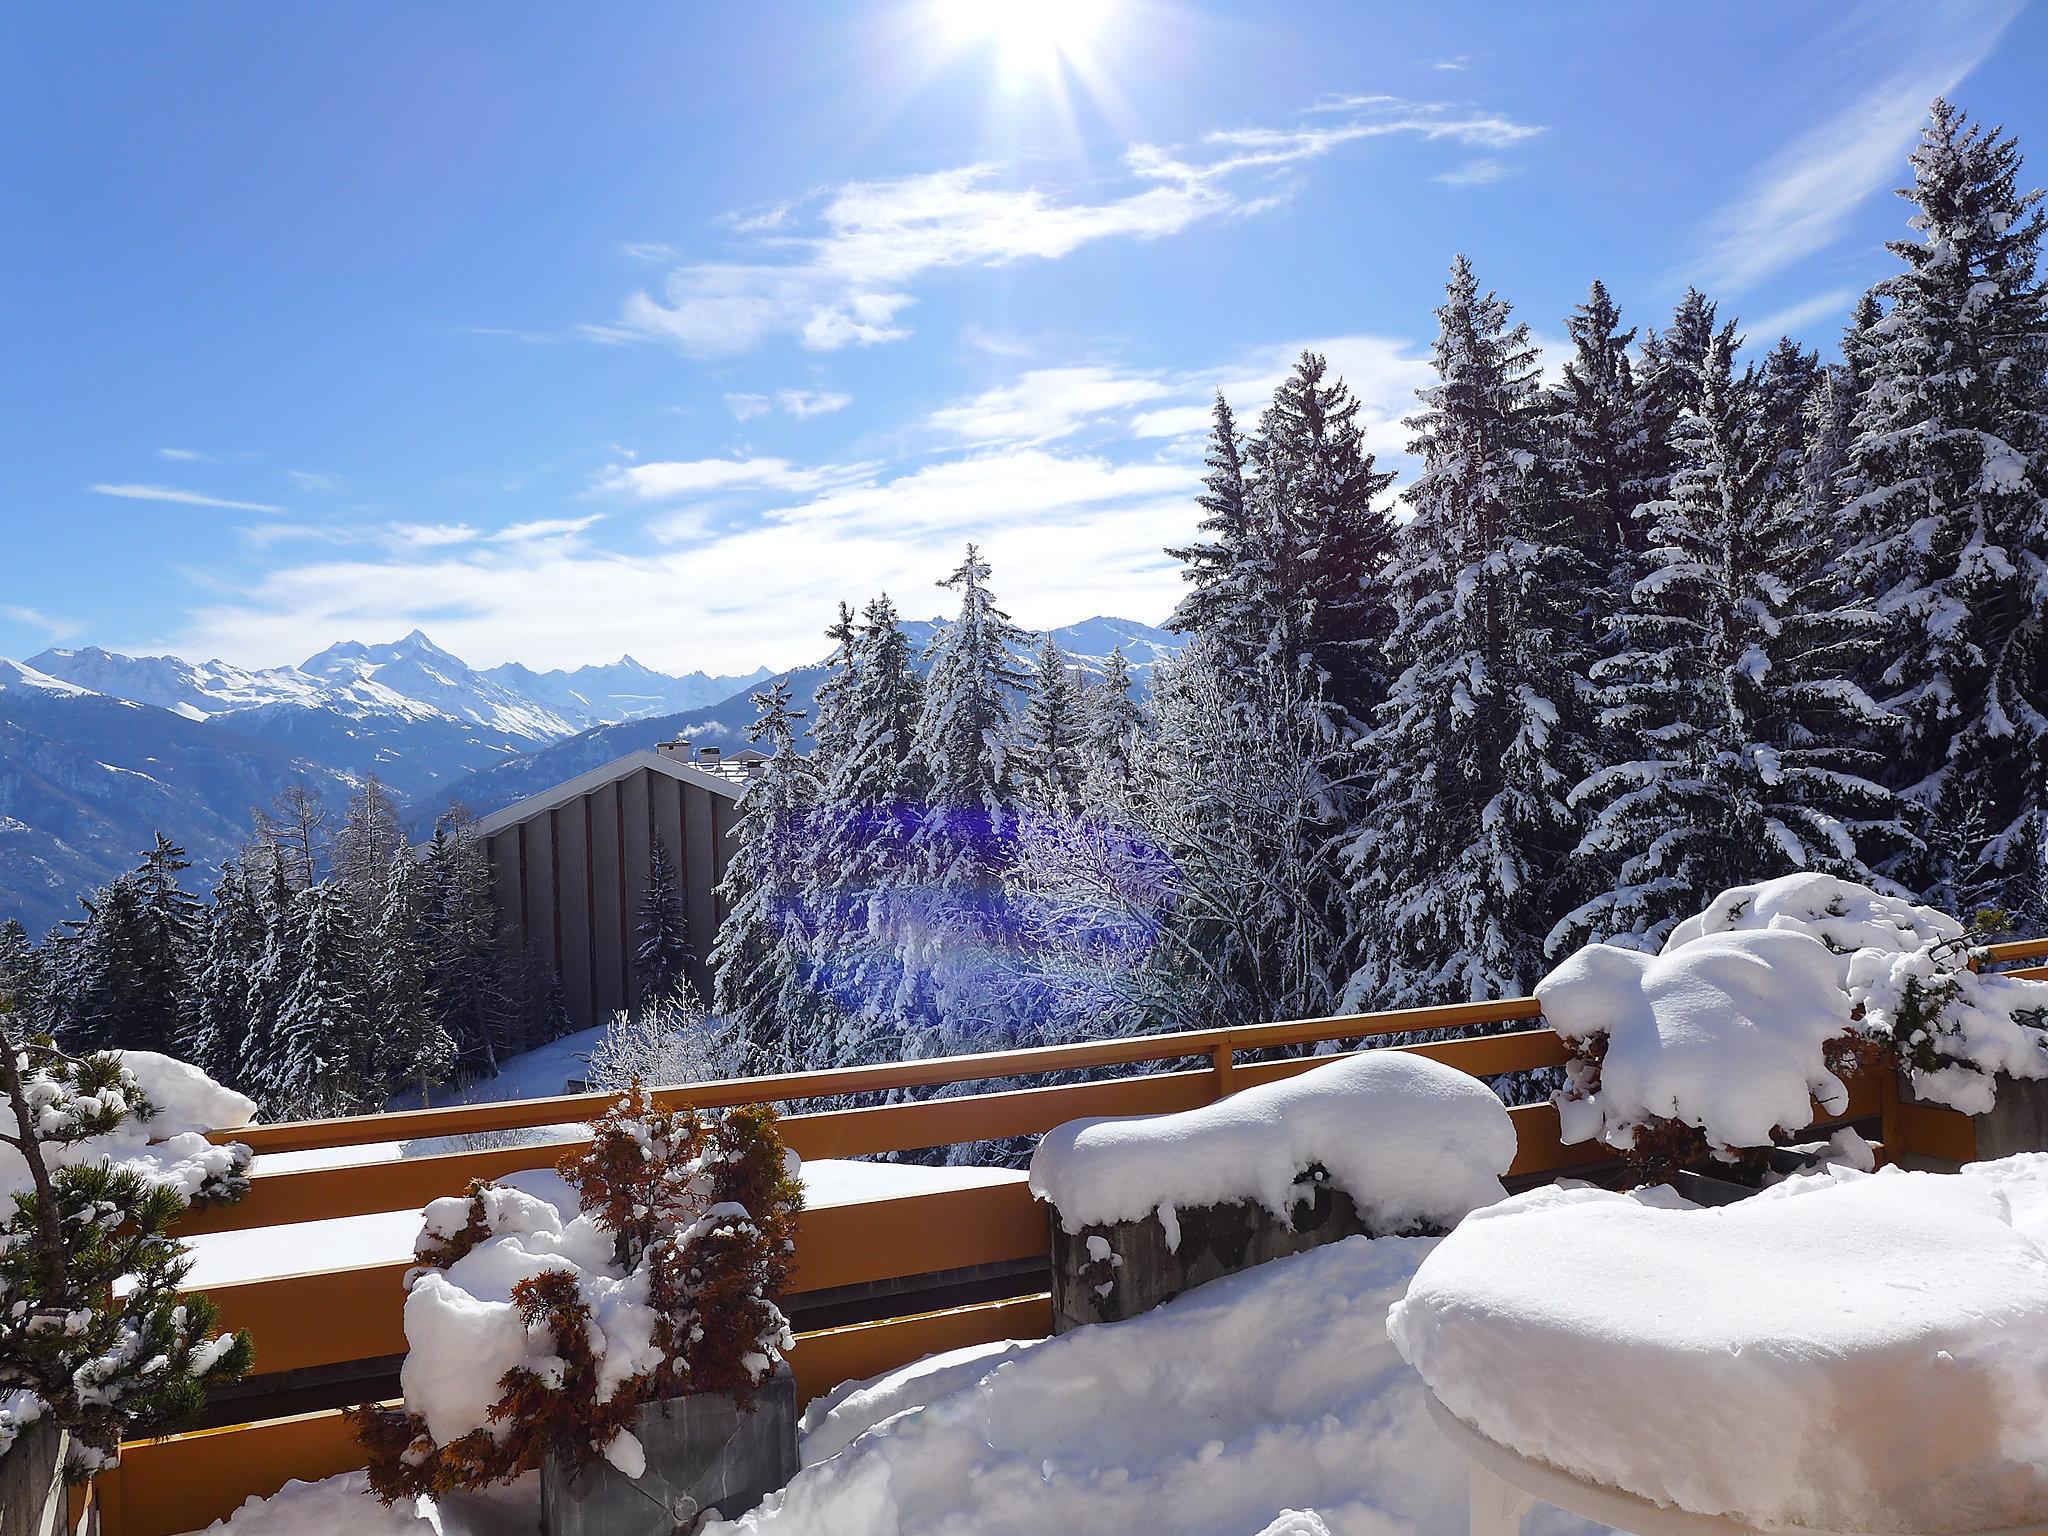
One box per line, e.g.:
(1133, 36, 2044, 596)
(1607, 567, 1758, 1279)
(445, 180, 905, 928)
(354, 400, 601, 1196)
(594, 456, 854, 503)
(1693, 0, 2023, 291)
(285, 469, 341, 493)
(727, 389, 853, 422)
(1744, 285, 1863, 343)
(606, 96, 1543, 356)
(89, 482, 286, 514)
(929, 366, 1178, 445)
(157, 447, 213, 462)
(2, 605, 82, 645)
(1434, 159, 1513, 188)
(491, 515, 603, 543)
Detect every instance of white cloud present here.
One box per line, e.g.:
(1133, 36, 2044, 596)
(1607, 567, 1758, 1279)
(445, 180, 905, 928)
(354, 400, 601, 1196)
(1693, 0, 2022, 291)
(777, 388, 851, 419)
(725, 393, 772, 421)
(491, 515, 602, 543)
(2, 605, 81, 644)
(285, 469, 341, 493)
(88, 483, 285, 514)
(929, 366, 1178, 445)
(594, 456, 850, 502)
(608, 97, 1543, 356)
(1743, 286, 1863, 344)
(157, 447, 212, 462)
(1434, 159, 1513, 188)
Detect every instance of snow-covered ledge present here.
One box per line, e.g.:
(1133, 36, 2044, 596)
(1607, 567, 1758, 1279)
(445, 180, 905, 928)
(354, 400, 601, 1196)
(1027, 1053, 1514, 1330)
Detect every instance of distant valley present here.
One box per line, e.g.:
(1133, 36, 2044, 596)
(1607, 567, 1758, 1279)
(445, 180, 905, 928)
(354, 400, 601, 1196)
(0, 618, 1179, 935)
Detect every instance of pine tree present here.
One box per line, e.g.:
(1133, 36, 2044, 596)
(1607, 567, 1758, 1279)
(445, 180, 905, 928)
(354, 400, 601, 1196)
(419, 812, 516, 1071)
(902, 546, 1032, 1051)
(187, 862, 263, 1088)
(0, 919, 46, 1030)
(806, 593, 925, 1065)
(710, 679, 823, 1070)
(1546, 278, 1642, 575)
(1840, 100, 2048, 925)
(1166, 395, 1263, 667)
(238, 858, 298, 1102)
(368, 851, 454, 1108)
(1566, 330, 1902, 947)
(1634, 288, 1738, 514)
(634, 834, 692, 1007)
(333, 775, 403, 918)
(1081, 646, 1148, 814)
(271, 880, 372, 1117)
(1249, 352, 1401, 737)
(1017, 632, 1086, 818)
(1351, 255, 1605, 1003)
(1799, 293, 1885, 528)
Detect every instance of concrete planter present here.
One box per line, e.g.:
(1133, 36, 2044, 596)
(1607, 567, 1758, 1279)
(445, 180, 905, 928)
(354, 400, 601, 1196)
(1896, 1069, 2048, 1171)
(1048, 1166, 1394, 1333)
(0, 1421, 88, 1536)
(539, 1369, 798, 1536)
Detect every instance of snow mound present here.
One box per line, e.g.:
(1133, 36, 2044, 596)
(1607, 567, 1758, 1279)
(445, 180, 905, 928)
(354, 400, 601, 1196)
(709, 1236, 1522, 1536)
(1542, 874, 2048, 1150)
(0, 1049, 255, 1203)
(1027, 1052, 1514, 1241)
(197, 1468, 538, 1536)
(1389, 1165, 2048, 1532)
(796, 1339, 1043, 1467)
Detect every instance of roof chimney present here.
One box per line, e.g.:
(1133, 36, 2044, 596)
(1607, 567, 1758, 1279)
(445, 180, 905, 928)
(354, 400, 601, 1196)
(656, 735, 691, 760)
(698, 745, 721, 766)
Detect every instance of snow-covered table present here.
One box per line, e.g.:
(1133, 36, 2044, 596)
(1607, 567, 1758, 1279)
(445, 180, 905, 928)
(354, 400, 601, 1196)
(1427, 1392, 2048, 1536)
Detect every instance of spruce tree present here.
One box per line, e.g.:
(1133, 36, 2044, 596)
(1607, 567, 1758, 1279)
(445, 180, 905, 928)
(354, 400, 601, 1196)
(1546, 278, 1642, 575)
(1840, 100, 2048, 925)
(368, 851, 454, 1108)
(1633, 288, 1738, 513)
(634, 834, 692, 1007)
(271, 880, 372, 1117)
(187, 862, 262, 1089)
(1166, 395, 1264, 667)
(1351, 255, 1604, 1003)
(1018, 632, 1086, 818)
(1081, 646, 1148, 814)
(238, 858, 297, 1102)
(1567, 330, 1902, 947)
(333, 775, 403, 918)
(710, 679, 822, 1070)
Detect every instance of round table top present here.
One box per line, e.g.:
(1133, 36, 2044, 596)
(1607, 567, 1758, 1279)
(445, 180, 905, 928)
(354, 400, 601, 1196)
(1423, 1391, 2048, 1536)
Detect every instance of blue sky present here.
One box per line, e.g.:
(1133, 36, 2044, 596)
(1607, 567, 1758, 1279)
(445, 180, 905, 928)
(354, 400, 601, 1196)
(3, 0, 2043, 675)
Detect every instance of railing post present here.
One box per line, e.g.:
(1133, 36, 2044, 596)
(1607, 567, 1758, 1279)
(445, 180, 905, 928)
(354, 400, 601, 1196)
(1210, 1039, 1235, 1099)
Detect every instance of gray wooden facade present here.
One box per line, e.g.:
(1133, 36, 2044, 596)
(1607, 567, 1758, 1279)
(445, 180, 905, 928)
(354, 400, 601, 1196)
(470, 745, 749, 1030)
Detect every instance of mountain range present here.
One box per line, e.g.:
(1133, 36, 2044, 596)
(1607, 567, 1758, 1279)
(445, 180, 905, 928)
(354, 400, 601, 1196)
(0, 618, 1179, 936)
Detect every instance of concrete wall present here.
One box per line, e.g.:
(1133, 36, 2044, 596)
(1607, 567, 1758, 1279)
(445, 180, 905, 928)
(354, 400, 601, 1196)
(483, 766, 737, 1030)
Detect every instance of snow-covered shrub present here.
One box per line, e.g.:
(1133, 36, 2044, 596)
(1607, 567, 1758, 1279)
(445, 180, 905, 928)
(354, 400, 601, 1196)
(0, 1013, 255, 1473)
(583, 988, 752, 1095)
(1539, 873, 2048, 1173)
(354, 1084, 802, 1498)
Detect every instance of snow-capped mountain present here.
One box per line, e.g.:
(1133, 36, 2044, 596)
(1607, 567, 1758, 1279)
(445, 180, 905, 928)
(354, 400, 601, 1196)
(482, 655, 772, 730)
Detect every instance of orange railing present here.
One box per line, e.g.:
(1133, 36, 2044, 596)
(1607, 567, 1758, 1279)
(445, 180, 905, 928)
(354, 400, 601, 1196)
(105, 941, 2048, 1536)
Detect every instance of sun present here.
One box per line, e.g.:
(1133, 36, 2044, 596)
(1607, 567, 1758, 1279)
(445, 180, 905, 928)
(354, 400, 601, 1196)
(932, 0, 1114, 84)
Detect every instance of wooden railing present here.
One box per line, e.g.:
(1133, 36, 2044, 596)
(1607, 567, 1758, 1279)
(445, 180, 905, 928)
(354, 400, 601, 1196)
(106, 940, 2048, 1536)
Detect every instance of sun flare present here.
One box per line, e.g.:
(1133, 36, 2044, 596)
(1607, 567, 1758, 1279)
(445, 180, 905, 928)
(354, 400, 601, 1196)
(933, 0, 1113, 82)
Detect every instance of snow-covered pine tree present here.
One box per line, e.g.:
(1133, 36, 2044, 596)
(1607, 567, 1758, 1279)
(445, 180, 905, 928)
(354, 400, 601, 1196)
(368, 850, 454, 1108)
(1166, 395, 1265, 668)
(1080, 645, 1148, 815)
(806, 593, 926, 1065)
(634, 833, 692, 1007)
(1350, 255, 1604, 1004)
(1017, 631, 1086, 818)
(1799, 293, 1886, 528)
(332, 774, 402, 919)
(1840, 100, 2048, 926)
(809, 602, 860, 778)
(0, 919, 48, 1033)
(710, 679, 824, 1070)
(237, 859, 297, 1103)
(1633, 288, 1739, 513)
(271, 879, 374, 1117)
(1565, 329, 1902, 948)
(1249, 352, 1401, 738)
(419, 813, 515, 1071)
(901, 545, 1032, 1051)
(186, 862, 263, 1090)
(1545, 278, 1642, 575)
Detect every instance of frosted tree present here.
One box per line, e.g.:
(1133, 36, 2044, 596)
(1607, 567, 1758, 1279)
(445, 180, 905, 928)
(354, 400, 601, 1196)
(55, 837, 200, 1053)
(901, 546, 1032, 1051)
(1017, 631, 1086, 818)
(237, 859, 297, 1102)
(1166, 395, 1264, 668)
(710, 679, 824, 1070)
(332, 774, 403, 918)
(1633, 288, 1738, 513)
(186, 862, 263, 1089)
(0, 919, 47, 1033)
(584, 986, 751, 1094)
(369, 851, 454, 1108)
(806, 593, 925, 1064)
(1565, 331, 1902, 948)
(419, 813, 514, 1072)
(1799, 293, 1885, 528)
(270, 880, 372, 1117)
(808, 602, 861, 777)
(1545, 278, 1643, 579)
(1840, 100, 2048, 926)
(1352, 256, 1604, 1005)
(250, 781, 330, 891)
(634, 834, 692, 1007)
(1080, 645, 1148, 814)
